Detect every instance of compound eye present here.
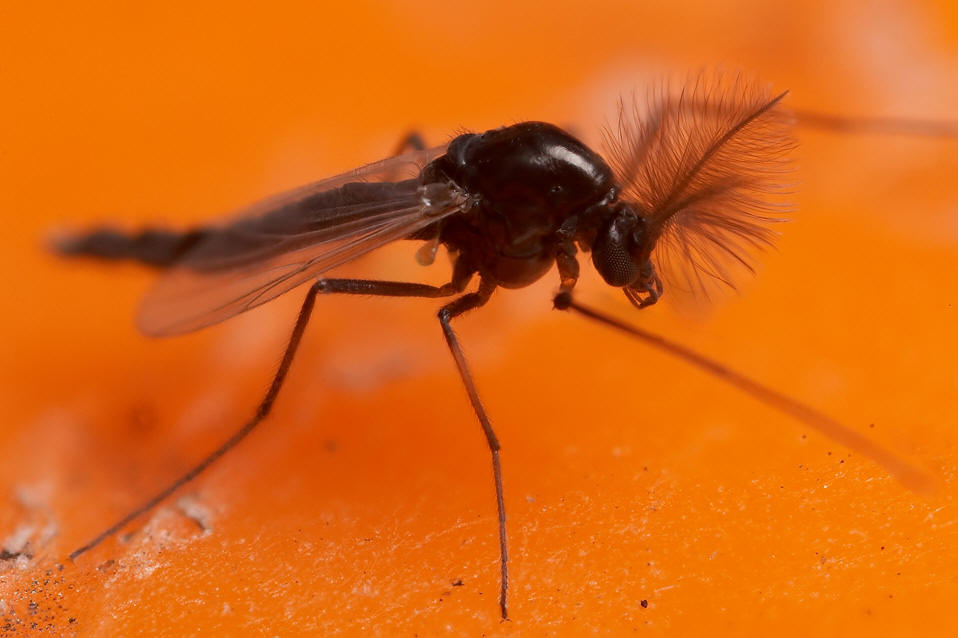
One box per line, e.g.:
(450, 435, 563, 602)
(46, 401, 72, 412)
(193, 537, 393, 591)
(592, 213, 640, 287)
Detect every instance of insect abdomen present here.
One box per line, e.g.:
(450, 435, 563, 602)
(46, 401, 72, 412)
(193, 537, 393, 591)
(54, 227, 209, 268)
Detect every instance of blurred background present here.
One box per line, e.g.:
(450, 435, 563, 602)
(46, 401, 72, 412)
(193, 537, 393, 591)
(1, 1, 956, 635)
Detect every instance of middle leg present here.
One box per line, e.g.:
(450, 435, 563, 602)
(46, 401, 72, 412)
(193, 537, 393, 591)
(435, 279, 511, 619)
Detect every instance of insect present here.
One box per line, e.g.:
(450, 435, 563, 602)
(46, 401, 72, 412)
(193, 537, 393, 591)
(56, 74, 945, 619)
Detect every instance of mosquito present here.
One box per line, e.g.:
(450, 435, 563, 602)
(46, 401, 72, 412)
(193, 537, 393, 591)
(56, 73, 950, 620)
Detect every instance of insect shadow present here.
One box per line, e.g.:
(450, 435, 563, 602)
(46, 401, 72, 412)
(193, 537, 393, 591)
(56, 72, 952, 620)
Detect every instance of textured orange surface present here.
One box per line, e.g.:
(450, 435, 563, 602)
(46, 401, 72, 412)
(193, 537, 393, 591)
(1, 1, 957, 636)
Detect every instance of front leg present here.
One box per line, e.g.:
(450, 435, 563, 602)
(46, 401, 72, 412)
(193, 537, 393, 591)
(552, 213, 583, 297)
(554, 233, 580, 296)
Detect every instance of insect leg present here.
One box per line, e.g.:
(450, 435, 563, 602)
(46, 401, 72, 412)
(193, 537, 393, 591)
(436, 279, 510, 620)
(552, 292, 932, 492)
(70, 277, 466, 561)
(393, 131, 427, 154)
(792, 108, 958, 138)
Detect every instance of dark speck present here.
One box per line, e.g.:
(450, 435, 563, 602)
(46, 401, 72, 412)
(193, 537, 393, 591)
(640, 599, 648, 608)
(452, 579, 464, 587)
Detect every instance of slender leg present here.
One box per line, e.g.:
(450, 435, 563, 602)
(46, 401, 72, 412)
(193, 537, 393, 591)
(791, 108, 958, 138)
(70, 277, 464, 561)
(393, 131, 428, 154)
(553, 292, 931, 492)
(554, 244, 580, 296)
(436, 280, 510, 620)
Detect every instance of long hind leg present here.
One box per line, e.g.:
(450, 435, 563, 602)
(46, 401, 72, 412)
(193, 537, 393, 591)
(71, 276, 467, 560)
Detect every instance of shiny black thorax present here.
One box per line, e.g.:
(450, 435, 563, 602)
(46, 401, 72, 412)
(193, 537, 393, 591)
(423, 122, 618, 288)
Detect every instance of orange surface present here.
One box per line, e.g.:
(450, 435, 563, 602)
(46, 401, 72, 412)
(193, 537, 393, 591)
(1, 1, 957, 636)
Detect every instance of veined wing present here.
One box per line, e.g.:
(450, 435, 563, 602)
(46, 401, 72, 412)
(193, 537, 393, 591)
(137, 146, 466, 337)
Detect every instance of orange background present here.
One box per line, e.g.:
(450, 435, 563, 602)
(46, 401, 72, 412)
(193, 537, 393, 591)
(1, 1, 957, 635)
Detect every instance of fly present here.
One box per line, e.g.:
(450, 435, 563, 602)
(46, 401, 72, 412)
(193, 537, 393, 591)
(56, 74, 948, 620)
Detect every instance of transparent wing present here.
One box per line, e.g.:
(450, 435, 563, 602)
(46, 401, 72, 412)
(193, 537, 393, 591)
(137, 146, 466, 337)
(219, 144, 449, 225)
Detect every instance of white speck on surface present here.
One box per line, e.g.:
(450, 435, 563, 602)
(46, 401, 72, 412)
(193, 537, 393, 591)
(2, 524, 35, 554)
(177, 495, 215, 534)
